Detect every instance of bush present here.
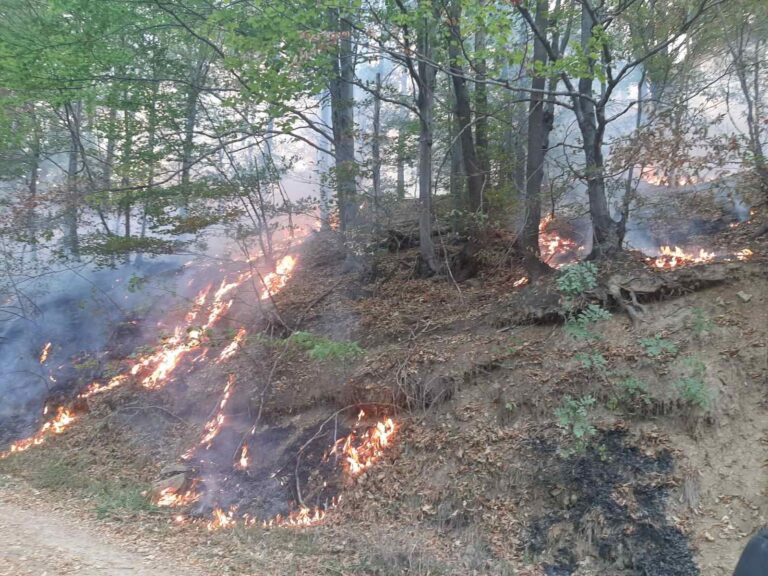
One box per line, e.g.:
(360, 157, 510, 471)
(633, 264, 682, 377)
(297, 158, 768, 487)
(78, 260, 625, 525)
(639, 335, 678, 358)
(565, 304, 612, 341)
(556, 262, 599, 296)
(555, 395, 597, 456)
(286, 331, 364, 362)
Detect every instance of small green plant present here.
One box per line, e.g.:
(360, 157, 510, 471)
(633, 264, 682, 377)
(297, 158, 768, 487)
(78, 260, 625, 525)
(639, 335, 678, 358)
(555, 395, 597, 456)
(127, 274, 148, 293)
(574, 352, 607, 371)
(286, 331, 364, 362)
(616, 376, 651, 407)
(690, 307, 713, 335)
(673, 356, 711, 410)
(565, 304, 612, 341)
(556, 262, 599, 296)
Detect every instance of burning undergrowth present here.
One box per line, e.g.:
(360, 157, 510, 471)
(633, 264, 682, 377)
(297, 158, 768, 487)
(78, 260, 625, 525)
(526, 428, 698, 576)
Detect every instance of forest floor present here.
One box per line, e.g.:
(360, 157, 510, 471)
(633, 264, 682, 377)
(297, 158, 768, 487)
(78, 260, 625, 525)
(0, 190, 767, 575)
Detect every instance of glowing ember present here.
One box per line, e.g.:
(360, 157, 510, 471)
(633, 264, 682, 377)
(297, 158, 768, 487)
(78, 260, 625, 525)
(736, 248, 753, 261)
(650, 246, 716, 269)
(260, 255, 297, 300)
(217, 328, 247, 363)
(39, 342, 52, 364)
(330, 413, 398, 478)
(237, 444, 250, 469)
(513, 277, 529, 288)
(0, 407, 76, 458)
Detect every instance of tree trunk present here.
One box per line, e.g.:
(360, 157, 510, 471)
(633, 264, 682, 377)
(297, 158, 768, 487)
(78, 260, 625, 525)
(474, 4, 489, 181)
(416, 2, 439, 274)
(328, 8, 357, 231)
(449, 79, 465, 224)
(518, 0, 550, 276)
(447, 1, 484, 213)
(372, 70, 382, 225)
(64, 102, 81, 260)
(573, 4, 621, 257)
(396, 129, 406, 200)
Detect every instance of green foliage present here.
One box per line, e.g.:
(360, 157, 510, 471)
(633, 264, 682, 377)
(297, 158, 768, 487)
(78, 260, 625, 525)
(615, 376, 652, 408)
(556, 262, 599, 296)
(673, 357, 711, 410)
(286, 331, 364, 362)
(565, 304, 612, 341)
(555, 395, 597, 456)
(639, 335, 678, 358)
(127, 274, 147, 293)
(690, 307, 714, 335)
(574, 352, 607, 371)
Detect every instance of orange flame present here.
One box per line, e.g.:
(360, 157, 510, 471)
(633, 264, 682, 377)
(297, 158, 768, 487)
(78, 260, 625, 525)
(207, 507, 236, 530)
(39, 342, 52, 364)
(217, 328, 247, 364)
(156, 487, 200, 508)
(237, 445, 250, 469)
(260, 255, 297, 300)
(183, 374, 236, 459)
(330, 413, 398, 478)
(0, 407, 76, 458)
(539, 215, 584, 268)
(650, 246, 716, 269)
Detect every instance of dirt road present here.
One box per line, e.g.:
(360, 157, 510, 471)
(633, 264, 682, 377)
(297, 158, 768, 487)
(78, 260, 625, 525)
(0, 489, 205, 576)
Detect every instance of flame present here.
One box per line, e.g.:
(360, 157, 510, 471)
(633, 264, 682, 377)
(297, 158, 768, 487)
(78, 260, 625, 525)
(0, 407, 76, 458)
(736, 248, 753, 261)
(237, 444, 250, 469)
(39, 342, 52, 364)
(513, 277, 529, 288)
(207, 508, 236, 530)
(650, 246, 716, 269)
(330, 413, 398, 478)
(538, 215, 584, 268)
(156, 486, 200, 508)
(263, 505, 329, 528)
(260, 255, 297, 300)
(183, 374, 236, 459)
(217, 328, 247, 364)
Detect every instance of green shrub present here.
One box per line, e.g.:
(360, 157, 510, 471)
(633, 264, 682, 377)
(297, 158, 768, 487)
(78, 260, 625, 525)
(565, 304, 612, 341)
(616, 376, 651, 407)
(556, 262, 599, 296)
(639, 335, 678, 358)
(574, 352, 607, 371)
(690, 307, 713, 335)
(555, 395, 597, 456)
(286, 331, 364, 362)
(673, 357, 711, 410)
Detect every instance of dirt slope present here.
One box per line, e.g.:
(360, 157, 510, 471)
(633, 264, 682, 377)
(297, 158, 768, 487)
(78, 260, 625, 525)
(0, 484, 207, 576)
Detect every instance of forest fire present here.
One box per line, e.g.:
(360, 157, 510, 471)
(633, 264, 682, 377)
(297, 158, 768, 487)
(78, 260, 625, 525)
(183, 374, 236, 458)
(237, 444, 250, 469)
(39, 342, 52, 364)
(260, 255, 297, 299)
(329, 412, 398, 478)
(217, 328, 247, 363)
(0, 407, 76, 458)
(539, 215, 584, 267)
(650, 246, 716, 269)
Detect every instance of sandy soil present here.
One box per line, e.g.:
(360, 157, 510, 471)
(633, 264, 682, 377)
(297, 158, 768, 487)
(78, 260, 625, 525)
(0, 486, 206, 576)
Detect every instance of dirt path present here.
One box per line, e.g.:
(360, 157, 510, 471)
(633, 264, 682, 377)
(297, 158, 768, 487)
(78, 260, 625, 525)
(0, 491, 206, 576)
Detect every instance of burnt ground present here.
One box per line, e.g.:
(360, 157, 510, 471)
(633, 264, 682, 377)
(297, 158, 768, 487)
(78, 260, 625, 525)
(0, 188, 767, 575)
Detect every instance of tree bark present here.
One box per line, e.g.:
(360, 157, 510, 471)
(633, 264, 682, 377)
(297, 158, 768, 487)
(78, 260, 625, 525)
(416, 1, 439, 274)
(518, 0, 550, 276)
(64, 101, 81, 260)
(328, 8, 357, 231)
(372, 70, 382, 225)
(474, 4, 490, 181)
(447, 0, 484, 213)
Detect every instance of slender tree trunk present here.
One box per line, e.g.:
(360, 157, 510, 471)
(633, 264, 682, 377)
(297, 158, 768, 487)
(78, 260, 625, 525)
(372, 71, 382, 226)
(416, 2, 439, 274)
(518, 0, 549, 276)
(318, 91, 333, 228)
(27, 111, 41, 253)
(396, 129, 406, 200)
(122, 106, 134, 239)
(64, 101, 81, 260)
(449, 79, 465, 221)
(474, 3, 490, 181)
(328, 8, 357, 231)
(447, 0, 484, 213)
